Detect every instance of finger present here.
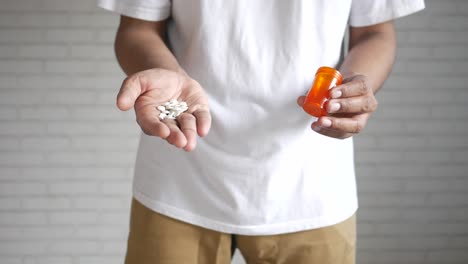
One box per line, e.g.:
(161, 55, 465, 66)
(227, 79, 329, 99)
(297, 96, 306, 107)
(117, 75, 145, 111)
(329, 78, 370, 99)
(136, 112, 171, 138)
(192, 107, 211, 137)
(311, 121, 352, 139)
(316, 116, 366, 135)
(163, 119, 187, 148)
(177, 113, 198, 151)
(326, 95, 378, 114)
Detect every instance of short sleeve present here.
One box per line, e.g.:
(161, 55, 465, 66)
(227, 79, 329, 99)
(97, 0, 171, 21)
(349, 0, 425, 27)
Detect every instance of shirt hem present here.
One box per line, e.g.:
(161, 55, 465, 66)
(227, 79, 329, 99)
(97, 0, 171, 22)
(349, 1, 425, 27)
(133, 187, 358, 236)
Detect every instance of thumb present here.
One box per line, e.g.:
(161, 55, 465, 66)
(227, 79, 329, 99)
(116, 75, 144, 111)
(297, 96, 306, 107)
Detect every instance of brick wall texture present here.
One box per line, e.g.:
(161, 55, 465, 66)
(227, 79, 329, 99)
(0, 0, 467, 263)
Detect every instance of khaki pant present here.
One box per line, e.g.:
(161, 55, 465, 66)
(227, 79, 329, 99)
(125, 199, 356, 264)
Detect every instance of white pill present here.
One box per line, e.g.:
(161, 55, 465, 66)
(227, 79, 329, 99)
(157, 99, 188, 120)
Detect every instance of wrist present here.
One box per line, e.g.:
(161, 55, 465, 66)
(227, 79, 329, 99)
(338, 69, 361, 80)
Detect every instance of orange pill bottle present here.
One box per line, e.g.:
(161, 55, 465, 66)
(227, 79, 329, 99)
(302, 66, 343, 117)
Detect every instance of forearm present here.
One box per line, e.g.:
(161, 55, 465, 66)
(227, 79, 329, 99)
(114, 17, 184, 76)
(339, 22, 396, 94)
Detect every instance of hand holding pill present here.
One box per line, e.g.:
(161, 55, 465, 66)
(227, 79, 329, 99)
(116, 68, 211, 151)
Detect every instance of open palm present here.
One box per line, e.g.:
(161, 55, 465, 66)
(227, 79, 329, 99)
(117, 68, 211, 151)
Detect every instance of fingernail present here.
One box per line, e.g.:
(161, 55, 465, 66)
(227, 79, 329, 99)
(331, 90, 342, 99)
(312, 125, 321, 132)
(321, 118, 332, 127)
(329, 103, 341, 113)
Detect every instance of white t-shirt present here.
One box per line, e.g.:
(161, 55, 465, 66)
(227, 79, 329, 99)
(98, 0, 425, 235)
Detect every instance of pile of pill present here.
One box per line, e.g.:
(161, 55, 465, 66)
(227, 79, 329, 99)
(157, 99, 188, 120)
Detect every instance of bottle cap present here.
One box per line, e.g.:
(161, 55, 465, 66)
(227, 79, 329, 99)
(316, 66, 343, 85)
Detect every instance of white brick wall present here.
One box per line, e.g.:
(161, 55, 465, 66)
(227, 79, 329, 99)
(0, 0, 466, 264)
(355, 1, 468, 263)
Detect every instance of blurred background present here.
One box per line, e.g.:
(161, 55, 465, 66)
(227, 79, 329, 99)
(0, 0, 467, 263)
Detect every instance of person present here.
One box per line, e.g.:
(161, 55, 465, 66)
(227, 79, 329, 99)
(98, 1, 425, 263)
